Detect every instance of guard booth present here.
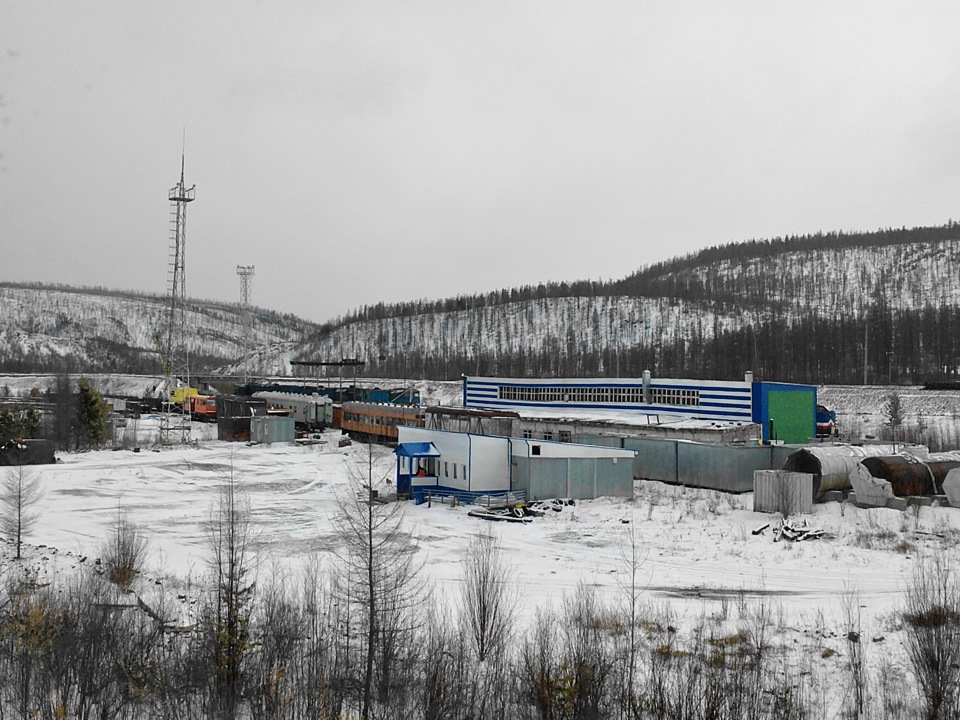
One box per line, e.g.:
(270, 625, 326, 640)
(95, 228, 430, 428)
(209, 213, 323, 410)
(394, 442, 441, 495)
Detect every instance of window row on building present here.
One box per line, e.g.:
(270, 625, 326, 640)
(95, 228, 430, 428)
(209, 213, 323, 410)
(522, 429, 573, 443)
(441, 461, 467, 481)
(342, 411, 402, 427)
(498, 385, 700, 408)
(649, 388, 700, 407)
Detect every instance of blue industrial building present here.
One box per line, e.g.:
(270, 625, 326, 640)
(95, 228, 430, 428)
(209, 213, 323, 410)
(462, 372, 817, 444)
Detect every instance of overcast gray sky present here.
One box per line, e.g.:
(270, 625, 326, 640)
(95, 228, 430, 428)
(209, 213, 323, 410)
(2, 2, 959, 323)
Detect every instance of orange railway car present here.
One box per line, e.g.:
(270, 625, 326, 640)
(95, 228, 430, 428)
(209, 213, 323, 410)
(337, 402, 424, 444)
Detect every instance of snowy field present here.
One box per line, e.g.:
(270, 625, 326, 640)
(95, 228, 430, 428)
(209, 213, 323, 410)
(4, 415, 960, 679)
(3, 374, 960, 686)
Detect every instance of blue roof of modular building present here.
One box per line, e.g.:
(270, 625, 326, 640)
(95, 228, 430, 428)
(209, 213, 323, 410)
(394, 442, 441, 458)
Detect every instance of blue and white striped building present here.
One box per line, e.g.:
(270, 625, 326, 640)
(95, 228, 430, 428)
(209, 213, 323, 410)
(462, 372, 754, 423)
(462, 373, 818, 443)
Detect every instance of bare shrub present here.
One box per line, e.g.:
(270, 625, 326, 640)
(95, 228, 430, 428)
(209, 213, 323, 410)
(417, 606, 474, 720)
(516, 584, 615, 720)
(100, 504, 149, 592)
(774, 474, 801, 518)
(873, 655, 914, 720)
(843, 589, 867, 717)
(246, 570, 305, 720)
(902, 553, 960, 720)
(518, 607, 563, 719)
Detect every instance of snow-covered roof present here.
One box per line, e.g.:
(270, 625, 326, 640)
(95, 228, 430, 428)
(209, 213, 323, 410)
(507, 405, 754, 430)
(394, 442, 441, 458)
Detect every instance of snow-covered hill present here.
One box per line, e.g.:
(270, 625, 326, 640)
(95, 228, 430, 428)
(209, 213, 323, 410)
(304, 236, 960, 380)
(0, 284, 318, 374)
(300, 295, 737, 368)
(6, 231, 960, 382)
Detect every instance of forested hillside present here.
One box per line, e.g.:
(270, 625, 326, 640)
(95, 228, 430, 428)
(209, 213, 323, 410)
(0, 283, 318, 374)
(6, 223, 960, 384)
(304, 223, 960, 384)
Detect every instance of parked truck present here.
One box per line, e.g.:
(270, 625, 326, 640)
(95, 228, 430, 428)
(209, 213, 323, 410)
(816, 404, 839, 438)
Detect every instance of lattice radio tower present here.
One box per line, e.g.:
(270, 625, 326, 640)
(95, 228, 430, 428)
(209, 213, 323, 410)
(236, 265, 255, 383)
(166, 152, 196, 385)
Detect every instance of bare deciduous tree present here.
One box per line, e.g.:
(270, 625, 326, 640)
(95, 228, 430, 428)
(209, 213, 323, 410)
(1, 464, 42, 560)
(615, 520, 646, 718)
(332, 442, 426, 720)
(460, 529, 518, 663)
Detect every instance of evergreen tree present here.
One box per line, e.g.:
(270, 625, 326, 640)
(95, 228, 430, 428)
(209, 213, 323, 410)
(76, 378, 108, 449)
(885, 391, 905, 442)
(0, 406, 41, 442)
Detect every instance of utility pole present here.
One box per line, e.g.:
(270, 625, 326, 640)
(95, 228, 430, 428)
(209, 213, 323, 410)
(166, 151, 195, 387)
(159, 149, 195, 446)
(863, 322, 868, 385)
(237, 265, 255, 384)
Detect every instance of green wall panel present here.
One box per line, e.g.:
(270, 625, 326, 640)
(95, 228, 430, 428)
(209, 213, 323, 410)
(768, 389, 815, 444)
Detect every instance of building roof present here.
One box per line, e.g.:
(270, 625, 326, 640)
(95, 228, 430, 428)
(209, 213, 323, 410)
(394, 442, 441, 458)
(509, 406, 751, 430)
(424, 406, 520, 419)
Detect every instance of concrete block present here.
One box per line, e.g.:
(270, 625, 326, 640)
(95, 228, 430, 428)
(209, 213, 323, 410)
(907, 496, 933, 507)
(932, 494, 950, 507)
(944, 469, 960, 507)
(886, 497, 908, 511)
(817, 490, 844, 504)
(849, 464, 893, 508)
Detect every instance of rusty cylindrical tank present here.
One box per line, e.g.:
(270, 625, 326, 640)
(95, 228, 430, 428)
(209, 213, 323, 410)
(860, 454, 960, 496)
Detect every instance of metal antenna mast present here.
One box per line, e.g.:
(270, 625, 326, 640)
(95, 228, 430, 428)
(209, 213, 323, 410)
(157, 150, 196, 447)
(167, 151, 196, 385)
(236, 265, 255, 383)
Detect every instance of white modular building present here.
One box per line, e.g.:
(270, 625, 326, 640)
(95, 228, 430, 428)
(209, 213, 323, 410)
(395, 426, 635, 502)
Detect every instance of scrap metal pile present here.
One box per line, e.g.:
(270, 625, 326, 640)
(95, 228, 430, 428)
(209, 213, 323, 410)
(467, 497, 576, 523)
(753, 518, 825, 542)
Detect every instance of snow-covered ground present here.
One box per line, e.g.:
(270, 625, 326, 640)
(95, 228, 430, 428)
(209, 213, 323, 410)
(4, 412, 960, 686)
(3, 376, 960, 668)
(820, 384, 960, 449)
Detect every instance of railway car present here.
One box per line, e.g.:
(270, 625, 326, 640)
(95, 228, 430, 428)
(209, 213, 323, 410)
(338, 402, 425, 444)
(184, 394, 218, 422)
(241, 382, 420, 405)
(252, 391, 333, 431)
